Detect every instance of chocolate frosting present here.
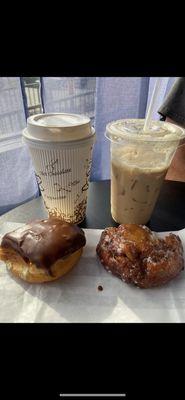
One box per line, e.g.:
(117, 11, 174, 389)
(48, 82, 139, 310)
(1, 218, 86, 271)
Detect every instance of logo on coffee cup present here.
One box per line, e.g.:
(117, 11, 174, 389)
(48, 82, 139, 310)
(39, 159, 72, 177)
(35, 150, 93, 223)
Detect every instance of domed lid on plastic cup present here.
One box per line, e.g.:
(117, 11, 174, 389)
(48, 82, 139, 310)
(23, 113, 94, 143)
(105, 118, 185, 143)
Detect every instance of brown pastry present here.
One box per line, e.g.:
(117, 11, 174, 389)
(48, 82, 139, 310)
(0, 218, 86, 283)
(96, 224, 184, 288)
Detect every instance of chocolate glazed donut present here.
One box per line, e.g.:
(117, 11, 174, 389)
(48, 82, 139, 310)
(0, 218, 86, 283)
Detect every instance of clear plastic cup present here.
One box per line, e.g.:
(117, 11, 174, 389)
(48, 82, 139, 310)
(106, 119, 185, 224)
(23, 113, 95, 224)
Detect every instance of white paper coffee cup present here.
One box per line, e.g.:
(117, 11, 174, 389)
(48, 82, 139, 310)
(23, 113, 96, 223)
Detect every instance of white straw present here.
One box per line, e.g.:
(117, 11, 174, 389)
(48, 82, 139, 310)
(143, 78, 163, 132)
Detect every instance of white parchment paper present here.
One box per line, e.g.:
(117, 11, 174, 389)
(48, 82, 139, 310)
(0, 222, 185, 323)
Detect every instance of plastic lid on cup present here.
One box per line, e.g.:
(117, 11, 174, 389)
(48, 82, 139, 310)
(24, 113, 94, 142)
(106, 118, 185, 143)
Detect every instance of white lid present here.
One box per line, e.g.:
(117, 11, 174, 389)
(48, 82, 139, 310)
(24, 113, 93, 142)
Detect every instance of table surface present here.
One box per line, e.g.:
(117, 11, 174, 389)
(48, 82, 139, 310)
(0, 180, 185, 232)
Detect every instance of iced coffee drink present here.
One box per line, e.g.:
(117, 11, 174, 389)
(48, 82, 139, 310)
(106, 119, 185, 224)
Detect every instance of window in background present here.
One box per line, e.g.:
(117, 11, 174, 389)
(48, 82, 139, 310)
(0, 77, 27, 152)
(0, 77, 39, 215)
(0, 77, 26, 138)
(22, 77, 97, 125)
(22, 77, 42, 116)
(42, 77, 96, 125)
